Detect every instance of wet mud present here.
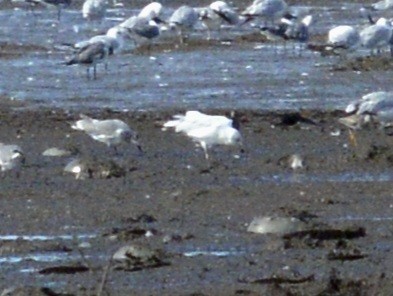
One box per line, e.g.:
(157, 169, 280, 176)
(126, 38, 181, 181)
(1, 106, 393, 295)
(1, 0, 393, 294)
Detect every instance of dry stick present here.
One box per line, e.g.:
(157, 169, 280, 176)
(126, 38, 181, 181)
(96, 256, 113, 296)
(77, 246, 95, 296)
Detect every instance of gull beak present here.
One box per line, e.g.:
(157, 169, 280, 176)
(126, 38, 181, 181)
(132, 140, 143, 154)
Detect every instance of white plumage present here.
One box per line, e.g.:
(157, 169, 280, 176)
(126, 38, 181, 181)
(242, 0, 288, 25)
(328, 25, 360, 50)
(360, 18, 392, 54)
(343, 91, 393, 128)
(72, 115, 142, 152)
(82, 0, 107, 21)
(0, 143, 24, 173)
(163, 111, 242, 159)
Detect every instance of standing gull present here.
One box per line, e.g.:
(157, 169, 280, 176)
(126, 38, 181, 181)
(242, 0, 288, 26)
(360, 17, 392, 55)
(72, 115, 142, 153)
(119, 16, 160, 46)
(0, 143, 24, 175)
(339, 91, 393, 146)
(65, 41, 109, 80)
(163, 111, 243, 159)
(72, 26, 127, 68)
(168, 5, 199, 44)
(260, 14, 312, 54)
(327, 25, 360, 57)
(198, 1, 240, 39)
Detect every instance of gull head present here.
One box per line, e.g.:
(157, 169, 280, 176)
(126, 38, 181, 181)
(121, 130, 143, 152)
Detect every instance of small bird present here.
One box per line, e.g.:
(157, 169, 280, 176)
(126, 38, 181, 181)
(82, 0, 107, 21)
(163, 111, 243, 159)
(71, 114, 142, 153)
(0, 143, 24, 175)
(65, 42, 109, 80)
(168, 5, 199, 44)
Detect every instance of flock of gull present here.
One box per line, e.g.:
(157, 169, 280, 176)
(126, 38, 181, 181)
(3, 0, 393, 175)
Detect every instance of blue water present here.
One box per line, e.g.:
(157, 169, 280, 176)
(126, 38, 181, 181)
(0, 2, 386, 111)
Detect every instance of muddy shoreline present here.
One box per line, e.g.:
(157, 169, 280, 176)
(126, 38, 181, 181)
(0, 105, 393, 295)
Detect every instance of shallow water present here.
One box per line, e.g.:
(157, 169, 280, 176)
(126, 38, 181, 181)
(0, 1, 387, 111)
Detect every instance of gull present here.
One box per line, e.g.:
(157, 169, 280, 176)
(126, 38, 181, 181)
(342, 91, 393, 128)
(260, 15, 312, 54)
(163, 110, 235, 133)
(168, 5, 199, 44)
(119, 16, 160, 46)
(360, 17, 392, 55)
(368, 0, 393, 10)
(0, 143, 24, 175)
(65, 41, 109, 80)
(73, 26, 127, 54)
(138, 2, 164, 22)
(71, 114, 142, 153)
(25, 0, 71, 20)
(327, 25, 360, 58)
(71, 26, 127, 69)
(242, 0, 289, 26)
(198, 1, 240, 39)
(283, 15, 312, 53)
(82, 0, 107, 21)
(163, 111, 242, 159)
(340, 91, 393, 145)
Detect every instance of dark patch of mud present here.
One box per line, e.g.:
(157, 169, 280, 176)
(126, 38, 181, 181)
(1, 106, 393, 294)
(332, 56, 393, 72)
(0, 42, 49, 59)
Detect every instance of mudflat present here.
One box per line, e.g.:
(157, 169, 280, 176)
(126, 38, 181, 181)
(1, 103, 393, 295)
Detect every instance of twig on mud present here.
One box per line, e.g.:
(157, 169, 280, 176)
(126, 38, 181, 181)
(97, 256, 113, 296)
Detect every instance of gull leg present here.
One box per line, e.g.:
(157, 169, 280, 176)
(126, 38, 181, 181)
(93, 64, 97, 80)
(348, 129, 357, 147)
(200, 142, 209, 160)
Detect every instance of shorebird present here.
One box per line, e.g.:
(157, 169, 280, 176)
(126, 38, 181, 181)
(0, 143, 24, 175)
(65, 41, 109, 79)
(360, 17, 392, 55)
(71, 114, 142, 153)
(242, 0, 289, 26)
(327, 25, 360, 58)
(82, 0, 107, 21)
(168, 5, 199, 44)
(163, 111, 243, 159)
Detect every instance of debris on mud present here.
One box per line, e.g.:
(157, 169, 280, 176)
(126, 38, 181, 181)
(112, 243, 170, 271)
(331, 56, 393, 72)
